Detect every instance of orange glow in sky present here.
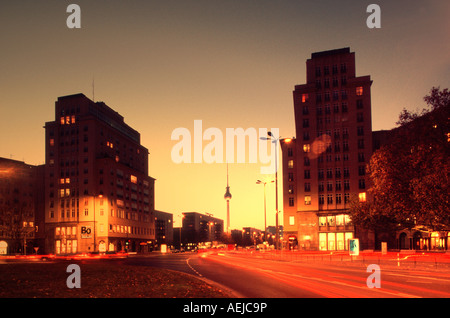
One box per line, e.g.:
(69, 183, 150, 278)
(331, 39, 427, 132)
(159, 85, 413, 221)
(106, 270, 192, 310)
(1, 1, 449, 229)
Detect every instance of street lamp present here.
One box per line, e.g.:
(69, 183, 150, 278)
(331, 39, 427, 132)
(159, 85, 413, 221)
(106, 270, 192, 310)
(256, 179, 274, 243)
(260, 132, 291, 250)
(88, 194, 102, 253)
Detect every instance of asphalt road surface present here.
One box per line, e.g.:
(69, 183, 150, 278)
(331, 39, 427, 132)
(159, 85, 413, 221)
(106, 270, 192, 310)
(125, 251, 450, 298)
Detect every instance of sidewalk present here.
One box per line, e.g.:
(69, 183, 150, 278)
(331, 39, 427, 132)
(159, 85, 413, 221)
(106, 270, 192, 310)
(234, 249, 450, 271)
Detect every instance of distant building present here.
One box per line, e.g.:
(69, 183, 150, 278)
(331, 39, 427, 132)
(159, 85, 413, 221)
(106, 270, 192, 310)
(155, 210, 173, 247)
(0, 158, 45, 255)
(43, 93, 156, 254)
(180, 212, 224, 247)
(242, 227, 263, 247)
(281, 48, 374, 251)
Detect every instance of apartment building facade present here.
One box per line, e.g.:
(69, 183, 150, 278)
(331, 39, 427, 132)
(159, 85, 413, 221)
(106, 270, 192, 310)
(43, 93, 156, 254)
(282, 48, 374, 251)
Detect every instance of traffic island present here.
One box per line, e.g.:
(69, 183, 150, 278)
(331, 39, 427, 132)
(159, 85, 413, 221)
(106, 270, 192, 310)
(0, 262, 231, 298)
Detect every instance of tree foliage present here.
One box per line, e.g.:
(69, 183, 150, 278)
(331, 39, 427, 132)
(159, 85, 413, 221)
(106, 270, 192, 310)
(349, 87, 450, 232)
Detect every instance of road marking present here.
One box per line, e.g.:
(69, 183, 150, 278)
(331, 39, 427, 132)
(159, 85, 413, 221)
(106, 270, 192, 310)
(186, 257, 203, 277)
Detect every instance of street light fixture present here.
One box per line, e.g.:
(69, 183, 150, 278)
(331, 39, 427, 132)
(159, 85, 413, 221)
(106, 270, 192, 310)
(260, 132, 292, 250)
(256, 179, 274, 243)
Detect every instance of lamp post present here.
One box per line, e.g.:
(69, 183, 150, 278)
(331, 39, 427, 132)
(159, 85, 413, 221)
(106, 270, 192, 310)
(89, 194, 102, 253)
(260, 132, 292, 250)
(256, 179, 274, 243)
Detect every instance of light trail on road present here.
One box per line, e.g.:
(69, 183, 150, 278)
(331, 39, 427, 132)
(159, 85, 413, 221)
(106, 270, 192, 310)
(189, 251, 450, 298)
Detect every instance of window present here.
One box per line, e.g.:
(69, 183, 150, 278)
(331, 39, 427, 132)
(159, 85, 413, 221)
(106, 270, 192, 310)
(327, 182, 333, 191)
(359, 179, 366, 189)
(303, 119, 309, 128)
(288, 148, 293, 156)
(302, 94, 309, 103)
(327, 216, 335, 226)
(319, 195, 324, 205)
(303, 106, 309, 115)
(289, 216, 295, 226)
(304, 170, 310, 179)
(288, 185, 294, 194)
(303, 131, 310, 141)
(304, 156, 310, 166)
(356, 86, 363, 96)
(358, 153, 365, 163)
(358, 139, 365, 149)
(359, 192, 366, 202)
(357, 126, 364, 136)
(336, 194, 342, 204)
(303, 144, 310, 153)
(357, 99, 363, 109)
(344, 180, 350, 191)
(304, 183, 311, 192)
(344, 193, 350, 203)
(289, 198, 294, 207)
(359, 166, 366, 176)
(288, 160, 294, 169)
(344, 167, 350, 178)
(327, 194, 333, 204)
(318, 169, 324, 179)
(357, 113, 364, 122)
(315, 67, 321, 77)
(130, 175, 138, 184)
(305, 195, 311, 205)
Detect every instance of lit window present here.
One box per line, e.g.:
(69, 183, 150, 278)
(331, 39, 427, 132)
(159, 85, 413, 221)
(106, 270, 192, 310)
(304, 195, 311, 205)
(302, 94, 309, 103)
(66, 116, 71, 125)
(130, 175, 137, 184)
(50, 139, 54, 146)
(288, 159, 294, 169)
(71, 115, 76, 124)
(60, 117, 65, 125)
(303, 144, 310, 153)
(356, 86, 363, 96)
(359, 192, 366, 202)
(289, 216, 295, 226)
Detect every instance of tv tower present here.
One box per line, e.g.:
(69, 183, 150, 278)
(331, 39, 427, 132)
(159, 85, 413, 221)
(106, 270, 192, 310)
(224, 163, 232, 233)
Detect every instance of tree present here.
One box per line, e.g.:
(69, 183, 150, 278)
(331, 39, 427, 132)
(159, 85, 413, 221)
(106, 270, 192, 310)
(349, 87, 450, 233)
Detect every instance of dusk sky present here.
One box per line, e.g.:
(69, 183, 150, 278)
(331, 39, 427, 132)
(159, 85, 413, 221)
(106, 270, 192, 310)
(1, 1, 449, 230)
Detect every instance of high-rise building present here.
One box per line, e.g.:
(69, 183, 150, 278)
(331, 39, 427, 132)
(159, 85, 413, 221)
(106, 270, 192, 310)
(43, 93, 156, 254)
(281, 48, 374, 251)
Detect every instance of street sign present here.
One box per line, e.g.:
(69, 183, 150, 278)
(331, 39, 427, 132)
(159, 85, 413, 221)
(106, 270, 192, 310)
(349, 238, 359, 256)
(81, 226, 92, 238)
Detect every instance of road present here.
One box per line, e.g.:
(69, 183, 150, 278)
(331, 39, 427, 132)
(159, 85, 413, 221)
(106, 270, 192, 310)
(125, 251, 450, 298)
